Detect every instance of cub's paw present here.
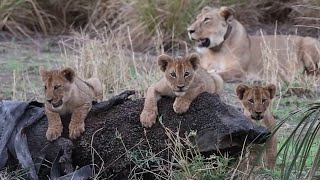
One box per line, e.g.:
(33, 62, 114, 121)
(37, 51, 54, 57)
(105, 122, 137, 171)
(173, 99, 191, 114)
(46, 125, 63, 141)
(69, 122, 85, 139)
(140, 110, 157, 128)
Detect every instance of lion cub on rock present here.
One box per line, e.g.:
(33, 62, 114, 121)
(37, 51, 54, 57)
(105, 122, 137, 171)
(39, 67, 103, 141)
(236, 84, 277, 168)
(140, 53, 224, 128)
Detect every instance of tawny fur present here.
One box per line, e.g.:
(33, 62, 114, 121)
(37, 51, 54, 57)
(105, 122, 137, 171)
(188, 6, 320, 82)
(140, 53, 224, 128)
(236, 84, 277, 168)
(39, 66, 103, 141)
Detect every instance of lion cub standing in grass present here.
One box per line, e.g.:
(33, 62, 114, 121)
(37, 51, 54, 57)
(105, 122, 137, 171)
(236, 83, 277, 168)
(140, 53, 224, 128)
(39, 66, 103, 141)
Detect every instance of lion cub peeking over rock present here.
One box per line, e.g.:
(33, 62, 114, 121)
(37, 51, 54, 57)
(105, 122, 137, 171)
(236, 84, 277, 168)
(140, 53, 224, 128)
(39, 66, 103, 141)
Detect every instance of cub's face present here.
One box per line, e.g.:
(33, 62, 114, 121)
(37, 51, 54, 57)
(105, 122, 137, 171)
(158, 53, 200, 97)
(39, 67, 75, 110)
(236, 84, 276, 121)
(187, 6, 234, 49)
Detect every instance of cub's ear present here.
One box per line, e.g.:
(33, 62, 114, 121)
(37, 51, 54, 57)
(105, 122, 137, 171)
(158, 54, 173, 72)
(201, 6, 212, 13)
(236, 84, 249, 100)
(60, 67, 75, 82)
(39, 66, 46, 76)
(39, 66, 47, 81)
(219, 6, 234, 23)
(187, 53, 200, 70)
(265, 84, 276, 99)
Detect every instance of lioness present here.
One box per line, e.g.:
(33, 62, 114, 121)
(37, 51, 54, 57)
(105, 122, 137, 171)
(236, 83, 277, 168)
(39, 66, 103, 141)
(140, 53, 224, 128)
(188, 6, 320, 82)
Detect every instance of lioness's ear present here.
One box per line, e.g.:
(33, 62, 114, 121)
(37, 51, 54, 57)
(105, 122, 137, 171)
(60, 67, 75, 82)
(265, 84, 276, 99)
(219, 6, 234, 23)
(158, 54, 173, 72)
(201, 6, 212, 13)
(236, 84, 249, 100)
(187, 53, 200, 70)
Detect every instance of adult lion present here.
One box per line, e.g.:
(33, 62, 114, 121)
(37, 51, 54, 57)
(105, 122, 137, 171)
(187, 6, 320, 82)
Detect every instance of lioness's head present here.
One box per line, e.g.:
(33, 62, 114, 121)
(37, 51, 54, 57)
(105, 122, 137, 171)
(39, 66, 75, 110)
(187, 6, 234, 49)
(236, 84, 276, 121)
(158, 53, 200, 97)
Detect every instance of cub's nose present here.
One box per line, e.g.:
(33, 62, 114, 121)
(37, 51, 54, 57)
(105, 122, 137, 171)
(177, 85, 185, 89)
(188, 29, 195, 34)
(255, 111, 262, 116)
(47, 98, 53, 103)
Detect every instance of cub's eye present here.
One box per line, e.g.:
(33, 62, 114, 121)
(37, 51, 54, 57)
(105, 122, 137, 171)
(54, 85, 61, 90)
(203, 17, 210, 22)
(184, 72, 190, 77)
(44, 86, 47, 91)
(248, 99, 254, 104)
(170, 72, 176, 78)
(262, 99, 267, 103)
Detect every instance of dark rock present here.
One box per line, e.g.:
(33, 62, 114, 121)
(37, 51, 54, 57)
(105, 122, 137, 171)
(69, 92, 269, 178)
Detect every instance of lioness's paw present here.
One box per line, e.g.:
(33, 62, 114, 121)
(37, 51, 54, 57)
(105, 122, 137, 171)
(140, 110, 157, 128)
(173, 99, 191, 114)
(46, 125, 63, 141)
(69, 122, 85, 139)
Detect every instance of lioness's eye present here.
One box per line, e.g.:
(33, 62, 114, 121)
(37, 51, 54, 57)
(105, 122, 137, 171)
(248, 99, 254, 104)
(170, 72, 176, 78)
(184, 72, 190, 77)
(203, 17, 210, 22)
(262, 99, 267, 103)
(54, 85, 61, 90)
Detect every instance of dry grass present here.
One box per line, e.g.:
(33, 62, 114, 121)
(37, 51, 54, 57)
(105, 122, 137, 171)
(2, 0, 319, 48)
(60, 28, 163, 99)
(0, 0, 127, 37)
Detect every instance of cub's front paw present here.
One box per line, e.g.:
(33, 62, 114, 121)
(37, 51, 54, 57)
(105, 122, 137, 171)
(69, 122, 85, 139)
(140, 110, 157, 128)
(46, 124, 63, 141)
(173, 99, 191, 114)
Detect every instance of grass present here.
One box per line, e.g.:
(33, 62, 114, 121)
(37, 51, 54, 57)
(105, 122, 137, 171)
(59, 29, 162, 99)
(274, 103, 320, 180)
(0, 168, 29, 180)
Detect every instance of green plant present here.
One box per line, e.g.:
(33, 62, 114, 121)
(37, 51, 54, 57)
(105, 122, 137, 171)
(276, 102, 320, 180)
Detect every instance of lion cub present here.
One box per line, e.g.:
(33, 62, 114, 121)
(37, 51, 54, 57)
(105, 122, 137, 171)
(39, 67, 103, 141)
(236, 84, 277, 168)
(140, 53, 224, 128)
